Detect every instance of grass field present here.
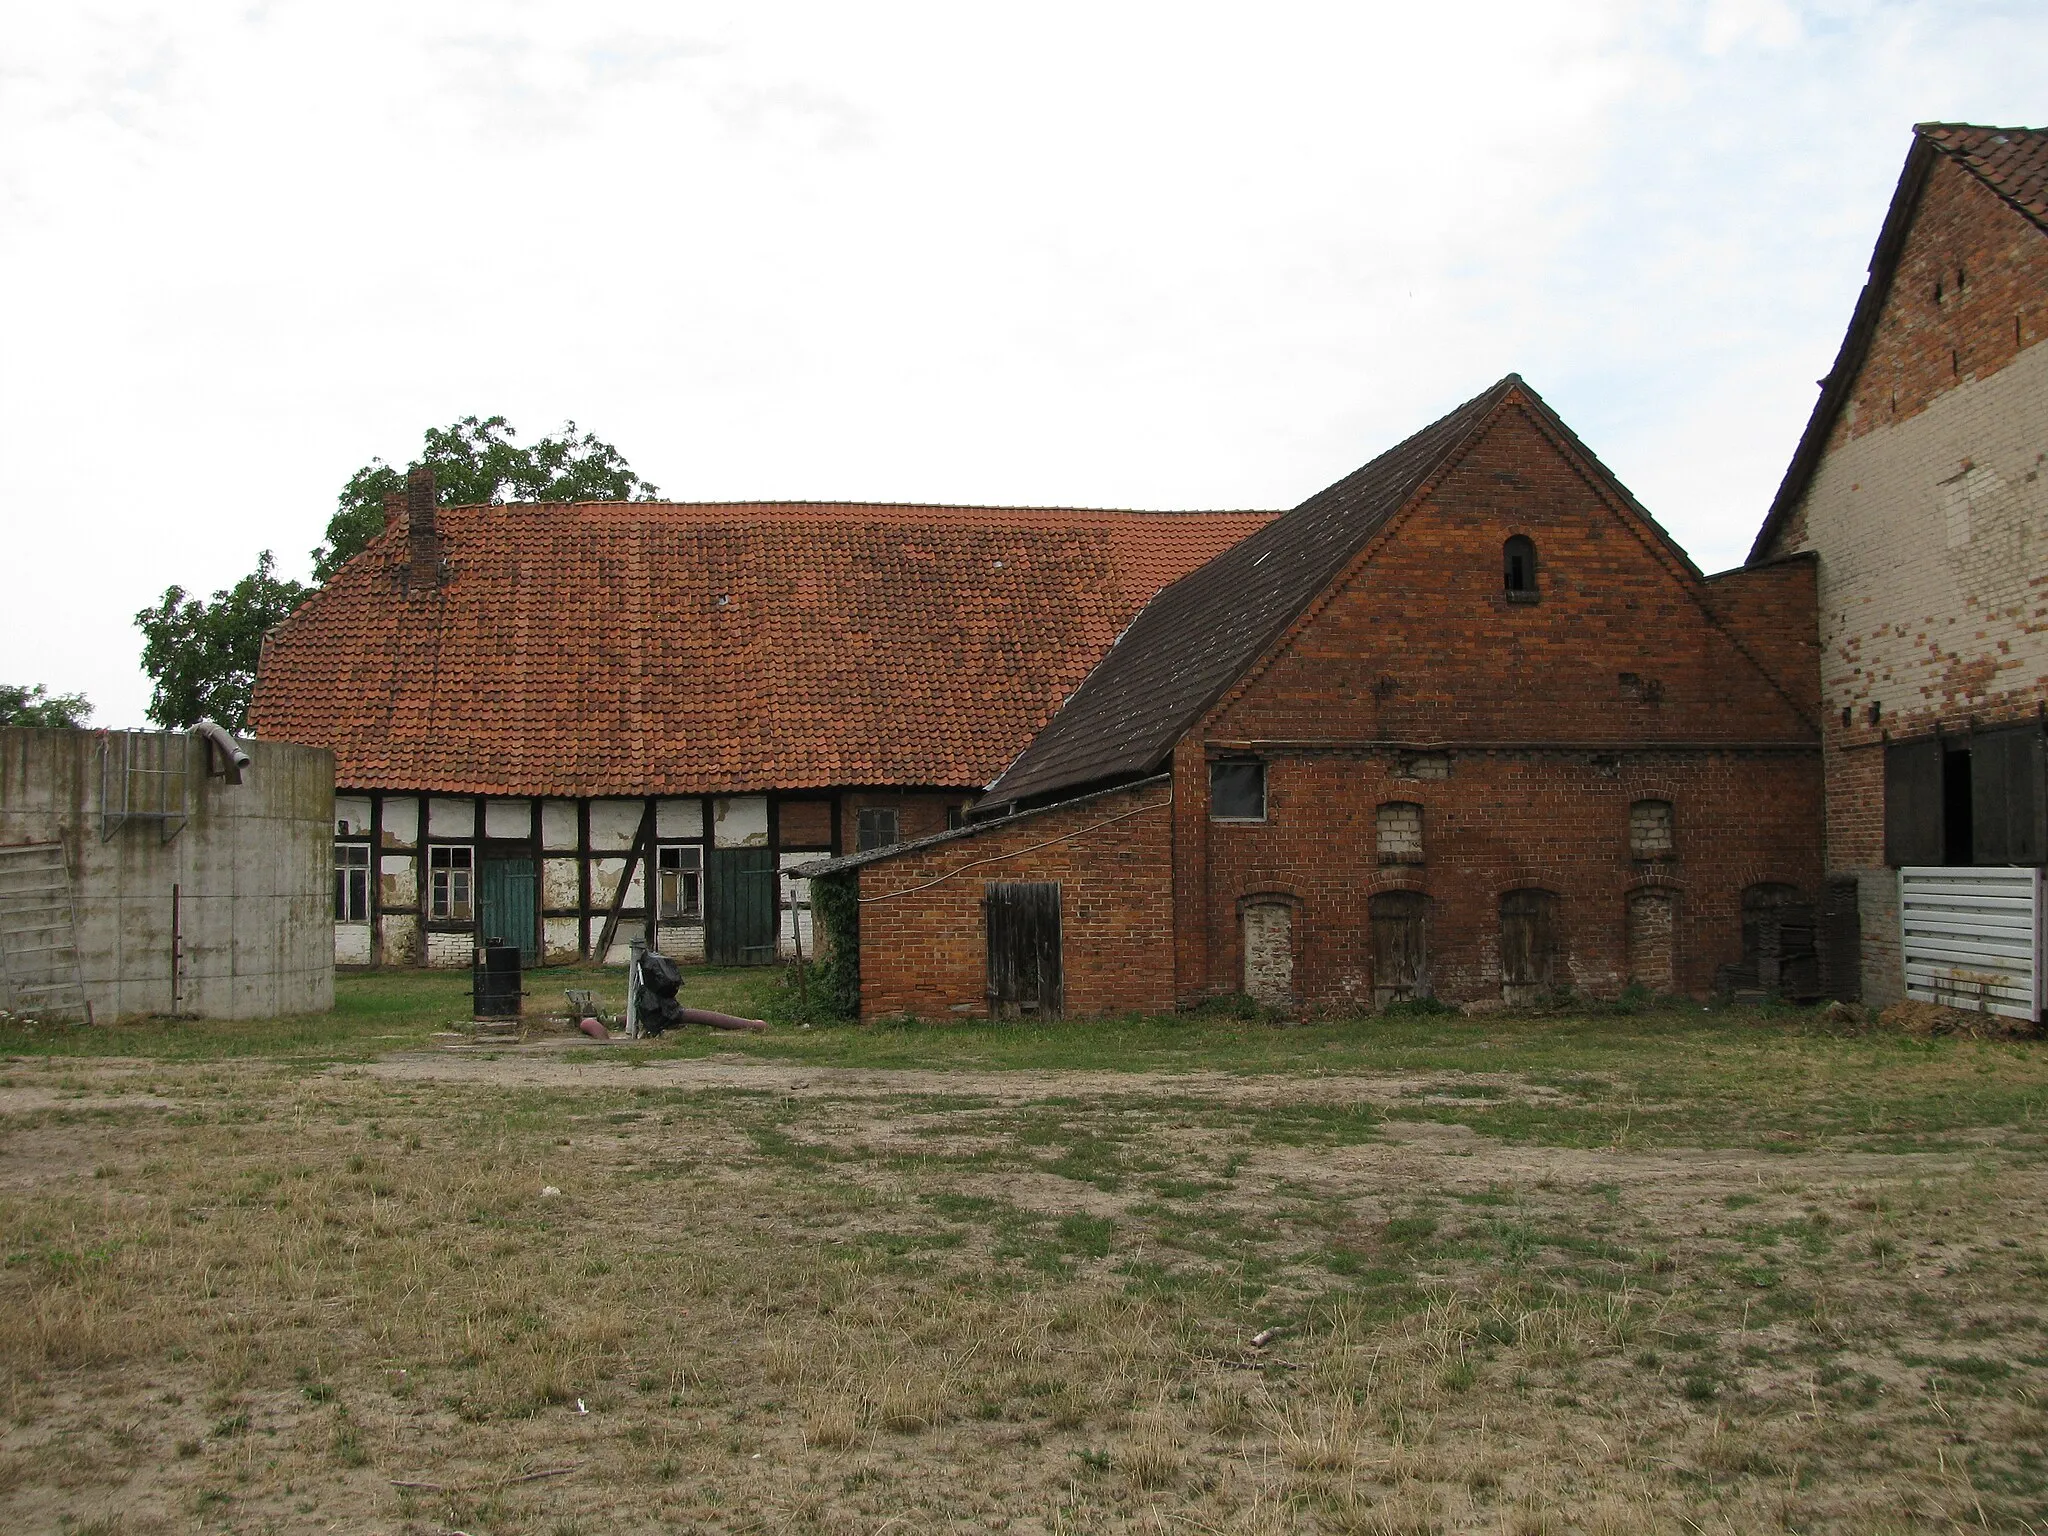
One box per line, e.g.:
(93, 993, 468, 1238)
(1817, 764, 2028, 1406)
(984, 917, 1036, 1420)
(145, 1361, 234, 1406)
(3, 969, 2046, 1533)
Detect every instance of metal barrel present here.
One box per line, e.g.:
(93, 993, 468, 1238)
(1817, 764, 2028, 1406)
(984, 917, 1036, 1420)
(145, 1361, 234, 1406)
(473, 939, 522, 1019)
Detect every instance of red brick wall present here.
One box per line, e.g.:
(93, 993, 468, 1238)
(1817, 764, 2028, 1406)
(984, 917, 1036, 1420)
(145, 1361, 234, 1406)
(1209, 404, 1818, 748)
(1699, 556, 1823, 722)
(837, 790, 973, 854)
(1835, 156, 2048, 455)
(1183, 398, 1823, 1006)
(855, 783, 1175, 1019)
(1193, 750, 1821, 1007)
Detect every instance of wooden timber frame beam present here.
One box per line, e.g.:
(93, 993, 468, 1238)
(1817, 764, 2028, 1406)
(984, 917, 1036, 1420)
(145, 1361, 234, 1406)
(592, 801, 656, 965)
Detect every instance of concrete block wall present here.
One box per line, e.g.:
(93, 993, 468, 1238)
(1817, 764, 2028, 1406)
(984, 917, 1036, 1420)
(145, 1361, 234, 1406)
(0, 728, 334, 1021)
(854, 783, 1175, 1020)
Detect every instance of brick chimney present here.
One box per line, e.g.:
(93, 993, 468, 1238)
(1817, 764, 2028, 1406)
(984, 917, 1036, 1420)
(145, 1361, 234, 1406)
(382, 488, 405, 530)
(406, 466, 439, 586)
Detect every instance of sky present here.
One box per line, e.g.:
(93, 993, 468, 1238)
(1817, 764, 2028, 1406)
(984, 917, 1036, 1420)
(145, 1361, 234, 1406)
(2, 1, 2042, 728)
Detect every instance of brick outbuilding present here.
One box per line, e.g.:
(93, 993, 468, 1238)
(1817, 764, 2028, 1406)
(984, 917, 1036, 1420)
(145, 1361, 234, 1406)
(808, 376, 1826, 1018)
(1747, 122, 2048, 1006)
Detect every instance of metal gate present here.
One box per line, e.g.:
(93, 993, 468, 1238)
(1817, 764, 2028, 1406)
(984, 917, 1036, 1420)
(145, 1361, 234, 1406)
(478, 857, 538, 966)
(707, 848, 778, 965)
(1900, 866, 2044, 1021)
(986, 882, 1063, 1018)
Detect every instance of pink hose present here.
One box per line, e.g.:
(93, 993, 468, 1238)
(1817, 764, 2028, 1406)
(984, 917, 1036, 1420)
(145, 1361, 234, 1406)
(677, 1007, 769, 1032)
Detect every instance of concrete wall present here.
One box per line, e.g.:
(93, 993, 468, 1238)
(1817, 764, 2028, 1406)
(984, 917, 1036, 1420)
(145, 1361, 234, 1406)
(0, 728, 334, 1020)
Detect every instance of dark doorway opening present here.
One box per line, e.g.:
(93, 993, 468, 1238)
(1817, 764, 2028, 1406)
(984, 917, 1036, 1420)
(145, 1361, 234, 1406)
(1943, 748, 1974, 864)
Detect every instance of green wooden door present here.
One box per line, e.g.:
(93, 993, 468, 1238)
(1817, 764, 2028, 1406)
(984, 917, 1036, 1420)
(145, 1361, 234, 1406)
(707, 848, 777, 965)
(479, 857, 539, 966)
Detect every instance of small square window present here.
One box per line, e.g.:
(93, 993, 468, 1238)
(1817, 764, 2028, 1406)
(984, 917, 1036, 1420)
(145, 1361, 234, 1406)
(429, 844, 473, 921)
(1210, 761, 1266, 821)
(657, 844, 702, 920)
(857, 807, 900, 851)
(334, 843, 370, 922)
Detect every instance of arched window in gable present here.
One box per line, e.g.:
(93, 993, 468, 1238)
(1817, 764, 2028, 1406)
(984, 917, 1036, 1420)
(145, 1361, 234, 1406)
(1503, 535, 1539, 602)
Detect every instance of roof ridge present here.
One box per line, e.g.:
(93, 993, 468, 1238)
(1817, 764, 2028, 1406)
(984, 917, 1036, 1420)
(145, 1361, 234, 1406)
(981, 376, 1521, 806)
(430, 499, 1283, 517)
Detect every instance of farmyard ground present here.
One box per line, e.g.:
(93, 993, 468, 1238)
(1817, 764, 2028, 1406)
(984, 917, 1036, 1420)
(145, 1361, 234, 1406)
(2, 971, 2045, 1533)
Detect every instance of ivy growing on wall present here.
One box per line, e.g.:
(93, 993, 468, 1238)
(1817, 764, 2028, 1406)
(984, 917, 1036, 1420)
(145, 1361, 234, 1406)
(807, 871, 861, 1019)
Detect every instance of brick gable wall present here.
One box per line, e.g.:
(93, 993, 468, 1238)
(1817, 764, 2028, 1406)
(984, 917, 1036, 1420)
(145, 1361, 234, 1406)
(1209, 405, 1816, 747)
(1183, 402, 1822, 1008)
(1766, 152, 2048, 1005)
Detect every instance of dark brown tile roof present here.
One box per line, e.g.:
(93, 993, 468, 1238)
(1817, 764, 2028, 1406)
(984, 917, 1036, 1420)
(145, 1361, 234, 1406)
(1748, 122, 2048, 562)
(982, 377, 1524, 807)
(1923, 122, 2048, 233)
(250, 502, 1275, 797)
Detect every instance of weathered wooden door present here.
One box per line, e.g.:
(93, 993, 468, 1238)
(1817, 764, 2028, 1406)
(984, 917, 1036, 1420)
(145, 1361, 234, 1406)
(707, 848, 777, 965)
(1499, 889, 1559, 1003)
(478, 857, 538, 966)
(986, 882, 1063, 1018)
(1241, 901, 1294, 1006)
(1370, 891, 1427, 1007)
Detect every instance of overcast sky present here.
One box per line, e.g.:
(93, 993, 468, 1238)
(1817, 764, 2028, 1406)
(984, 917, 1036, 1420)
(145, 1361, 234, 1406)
(3, 1, 2041, 728)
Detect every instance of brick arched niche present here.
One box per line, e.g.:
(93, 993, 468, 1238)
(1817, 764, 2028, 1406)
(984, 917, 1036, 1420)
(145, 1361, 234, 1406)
(1236, 892, 1299, 1008)
(1624, 885, 1678, 994)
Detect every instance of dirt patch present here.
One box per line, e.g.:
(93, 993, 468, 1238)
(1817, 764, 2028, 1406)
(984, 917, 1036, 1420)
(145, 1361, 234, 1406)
(1, 1051, 2043, 1533)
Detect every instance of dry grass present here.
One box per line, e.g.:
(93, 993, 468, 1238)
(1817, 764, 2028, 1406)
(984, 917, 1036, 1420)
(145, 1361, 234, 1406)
(0, 1027, 2045, 1532)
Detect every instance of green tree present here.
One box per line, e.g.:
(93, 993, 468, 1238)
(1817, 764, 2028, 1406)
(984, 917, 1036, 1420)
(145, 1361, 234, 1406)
(0, 684, 92, 728)
(134, 551, 308, 731)
(311, 415, 660, 582)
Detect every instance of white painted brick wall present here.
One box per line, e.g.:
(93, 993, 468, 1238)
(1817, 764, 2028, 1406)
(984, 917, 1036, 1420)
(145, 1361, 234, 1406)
(1792, 341, 2048, 732)
(1376, 801, 1424, 862)
(1629, 800, 1674, 858)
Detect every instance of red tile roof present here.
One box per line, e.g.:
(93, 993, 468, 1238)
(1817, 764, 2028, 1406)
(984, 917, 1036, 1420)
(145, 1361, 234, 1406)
(250, 502, 1275, 797)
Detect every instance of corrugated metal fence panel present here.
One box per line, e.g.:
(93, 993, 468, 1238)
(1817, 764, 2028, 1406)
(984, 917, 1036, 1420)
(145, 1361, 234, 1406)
(1899, 866, 2043, 1021)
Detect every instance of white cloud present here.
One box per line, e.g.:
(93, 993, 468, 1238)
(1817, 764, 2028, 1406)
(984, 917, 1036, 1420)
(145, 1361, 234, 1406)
(0, 0, 2040, 723)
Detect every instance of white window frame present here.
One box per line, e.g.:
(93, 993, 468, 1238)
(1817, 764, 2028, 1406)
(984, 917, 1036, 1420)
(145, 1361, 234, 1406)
(658, 844, 703, 920)
(430, 844, 474, 922)
(335, 842, 370, 922)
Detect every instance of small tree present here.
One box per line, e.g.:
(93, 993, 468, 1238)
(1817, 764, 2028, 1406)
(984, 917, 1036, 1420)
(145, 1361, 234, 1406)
(0, 684, 92, 728)
(134, 552, 307, 731)
(311, 415, 660, 583)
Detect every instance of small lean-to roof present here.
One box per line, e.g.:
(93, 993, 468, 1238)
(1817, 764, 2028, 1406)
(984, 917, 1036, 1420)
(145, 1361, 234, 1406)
(983, 376, 1534, 807)
(1747, 122, 2048, 564)
(250, 502, 1274, 797)
(792, 774, 1172, 879)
